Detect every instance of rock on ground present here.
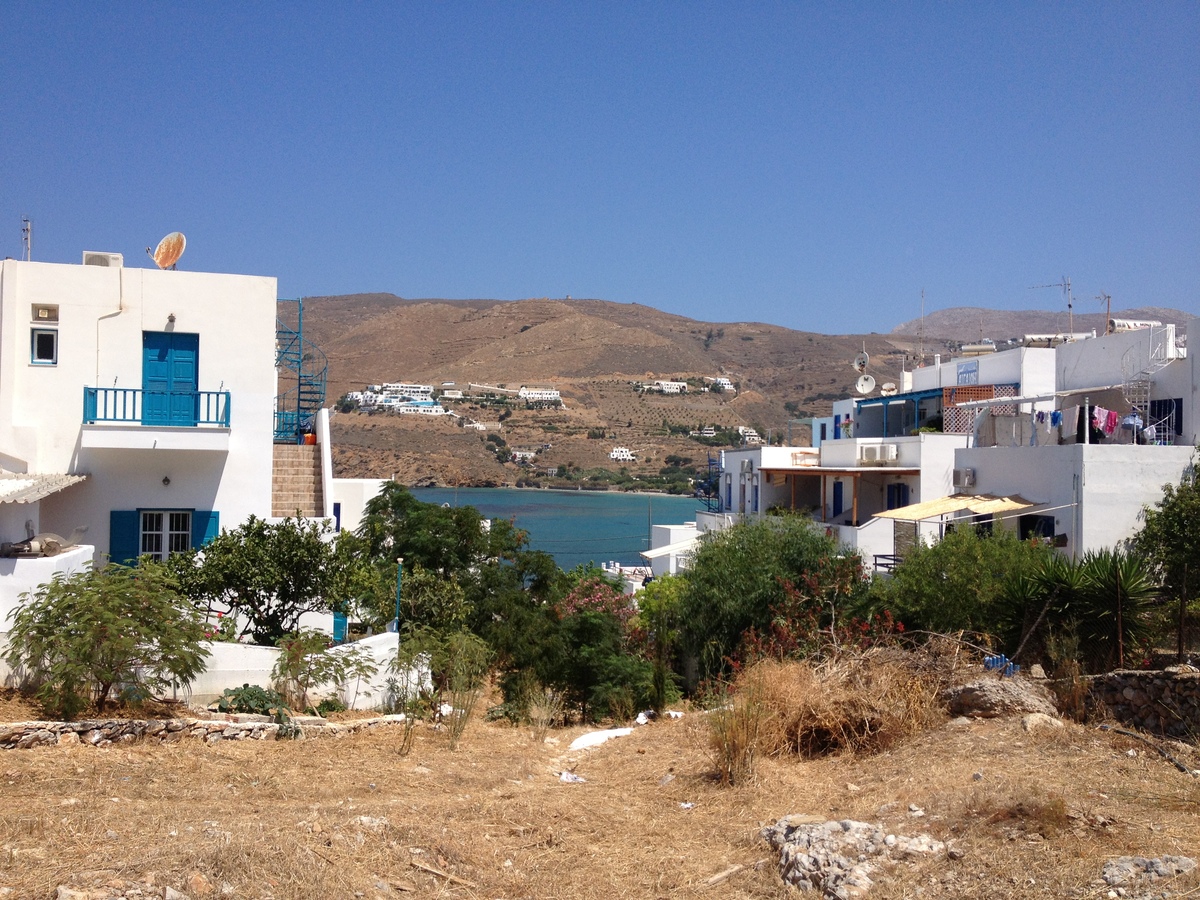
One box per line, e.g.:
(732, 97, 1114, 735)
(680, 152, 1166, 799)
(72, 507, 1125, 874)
(943, 677, 1058, 718)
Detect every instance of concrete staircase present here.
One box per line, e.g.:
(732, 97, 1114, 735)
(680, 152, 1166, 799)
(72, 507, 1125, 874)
(272, 443, 324, 518)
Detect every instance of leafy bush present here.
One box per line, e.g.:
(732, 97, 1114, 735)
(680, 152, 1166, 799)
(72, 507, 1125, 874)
(875, 527, 1053, 638)
(213, 683, 286, 716)
(5, 562, 210, 719)
(315, 697, 347, 717)
(678, 517, 865, 681)
(271, 630, 378, 711)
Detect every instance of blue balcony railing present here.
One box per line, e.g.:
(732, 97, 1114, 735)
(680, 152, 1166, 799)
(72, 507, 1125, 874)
(83, 387, 231, 428)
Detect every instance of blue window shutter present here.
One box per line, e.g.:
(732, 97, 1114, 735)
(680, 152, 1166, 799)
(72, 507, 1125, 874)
(110, 510, 139, 566)
(192, 510, 220, 548)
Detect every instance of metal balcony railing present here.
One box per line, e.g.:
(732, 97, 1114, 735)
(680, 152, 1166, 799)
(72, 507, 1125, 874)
(83, 387, 231, 427)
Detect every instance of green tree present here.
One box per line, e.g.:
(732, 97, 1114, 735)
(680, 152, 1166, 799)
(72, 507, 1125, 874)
(634, 574, 685, 714)
(169, 516, 356, 645)
(678, 517, 862, 680)
(5, 562, 210, 718)
(877, 526, 1053, 637)
(1131, 456, 1200, 638)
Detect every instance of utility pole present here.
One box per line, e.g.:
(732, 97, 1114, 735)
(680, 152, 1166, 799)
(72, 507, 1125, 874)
(21, 217, 32, 261)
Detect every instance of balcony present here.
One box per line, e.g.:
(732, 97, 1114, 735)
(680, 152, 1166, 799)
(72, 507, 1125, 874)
(81, 387, 231, 452)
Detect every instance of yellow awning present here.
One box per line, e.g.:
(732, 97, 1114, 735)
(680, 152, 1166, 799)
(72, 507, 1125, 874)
(873, 493, 1036, 521)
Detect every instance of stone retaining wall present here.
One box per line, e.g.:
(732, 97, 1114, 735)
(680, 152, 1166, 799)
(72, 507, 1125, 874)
(1088, 667, 1200, 737)
(0, 712, 407, 750)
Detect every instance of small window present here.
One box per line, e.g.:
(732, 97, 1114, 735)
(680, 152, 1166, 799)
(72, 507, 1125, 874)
(31, 329, 58, 365)
(140, 510, 192, 561)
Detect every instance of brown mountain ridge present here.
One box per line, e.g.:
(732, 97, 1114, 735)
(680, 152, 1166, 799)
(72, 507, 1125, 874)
(300, 294, 1191, 484)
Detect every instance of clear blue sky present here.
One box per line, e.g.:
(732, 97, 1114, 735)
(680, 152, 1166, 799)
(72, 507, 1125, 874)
(3, 3, 1197, 333)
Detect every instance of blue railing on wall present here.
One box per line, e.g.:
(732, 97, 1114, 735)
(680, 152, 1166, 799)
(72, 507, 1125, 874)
(83, 387, 231, 427)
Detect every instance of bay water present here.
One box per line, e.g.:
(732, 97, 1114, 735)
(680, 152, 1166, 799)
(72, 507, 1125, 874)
(411, 487, 704, 571)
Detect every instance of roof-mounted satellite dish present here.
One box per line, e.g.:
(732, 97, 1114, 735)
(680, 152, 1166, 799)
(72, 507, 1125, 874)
(855, 374, 876, 395)
(880, 382, 898, 396)
(852, 351, 870, 373)
(147, 232, 186, 270)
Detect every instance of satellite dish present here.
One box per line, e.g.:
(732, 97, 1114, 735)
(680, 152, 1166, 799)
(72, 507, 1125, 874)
(148, 232, 186, 270)
(852, 351, 870, 373)
(855, 374, 876, 395)
(880, 382, 898, 396)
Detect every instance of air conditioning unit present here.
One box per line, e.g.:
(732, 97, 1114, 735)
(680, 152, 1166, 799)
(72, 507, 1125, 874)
(860, 445, 879, 462)
(881, 443, 899, 461)
(953, 468, 976, 489)
(82, 251, 123, 267)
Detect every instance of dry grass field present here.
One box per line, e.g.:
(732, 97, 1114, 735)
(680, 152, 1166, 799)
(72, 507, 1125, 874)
(3, 680, 1200, 900)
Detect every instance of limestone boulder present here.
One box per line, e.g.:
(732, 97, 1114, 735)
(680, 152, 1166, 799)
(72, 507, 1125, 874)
(943, 677, 1058, 718)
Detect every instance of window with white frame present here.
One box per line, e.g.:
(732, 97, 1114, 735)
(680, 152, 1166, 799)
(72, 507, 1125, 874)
(31, 328, 58, 365)
(140, 510, 192, 560)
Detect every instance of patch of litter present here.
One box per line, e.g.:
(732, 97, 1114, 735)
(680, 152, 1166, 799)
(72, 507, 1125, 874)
(559, 772, 587, 784)
(680, 802, 695, 810)
(667, 710, 684, 719)
(568, 727, 633, 751)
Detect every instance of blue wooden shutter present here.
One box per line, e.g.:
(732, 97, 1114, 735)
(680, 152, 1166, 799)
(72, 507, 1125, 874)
(109, 510, 139, 565)
(191, 510, 220, 548)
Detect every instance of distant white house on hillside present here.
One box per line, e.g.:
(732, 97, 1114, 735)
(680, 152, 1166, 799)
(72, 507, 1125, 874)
(519, 386, 561, 404)
(610, 447, 636, 461)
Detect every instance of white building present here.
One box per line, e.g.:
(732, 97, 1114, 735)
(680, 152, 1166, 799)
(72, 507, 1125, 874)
(519, 386, 562, 404)
(610, 447, 636, 461)
(382, 382, 434, 400)
(717, 319, 1199, 567)
(654, 380, 688, 394)
(0, 255, 279, 583)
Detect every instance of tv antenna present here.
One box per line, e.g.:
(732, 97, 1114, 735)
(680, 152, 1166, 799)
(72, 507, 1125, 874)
(1029, 276, 1074, 336)
(1096, 291, 1112, 334)
(20, 217, 31, 261)
(147, 232, 186, 270)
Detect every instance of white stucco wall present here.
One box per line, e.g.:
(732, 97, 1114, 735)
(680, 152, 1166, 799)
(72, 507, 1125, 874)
(955, 444, 1195, 556)
(330, 478, 388, 533)
(0, 544, 94, 632)
(1056, 325, 1180, 393)
(185, 632, 415, 710)
(910, 347, 1054, 393)
(0, 259, 278, 561)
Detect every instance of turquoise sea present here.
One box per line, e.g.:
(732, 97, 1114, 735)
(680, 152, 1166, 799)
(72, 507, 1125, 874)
(411, 487, 705, 571)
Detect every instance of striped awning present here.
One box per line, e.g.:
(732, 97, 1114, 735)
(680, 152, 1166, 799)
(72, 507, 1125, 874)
(873, 493, 1035, 521)
(0, 472, 88, 504)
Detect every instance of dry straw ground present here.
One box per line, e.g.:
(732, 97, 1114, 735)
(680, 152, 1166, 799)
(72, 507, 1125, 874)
(3, 679, 1200, 899)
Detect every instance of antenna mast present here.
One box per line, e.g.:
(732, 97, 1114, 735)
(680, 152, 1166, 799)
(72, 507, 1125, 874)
(20, 217, 31, 261)
(1096, 292, 1112, 334)
(918, 288, 925, 365)
(1028, 276, 1074, 336)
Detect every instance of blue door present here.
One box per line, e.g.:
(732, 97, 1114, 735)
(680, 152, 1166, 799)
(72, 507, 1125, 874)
(143, 332, 199, 426)
(832, 481, 844, 518)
